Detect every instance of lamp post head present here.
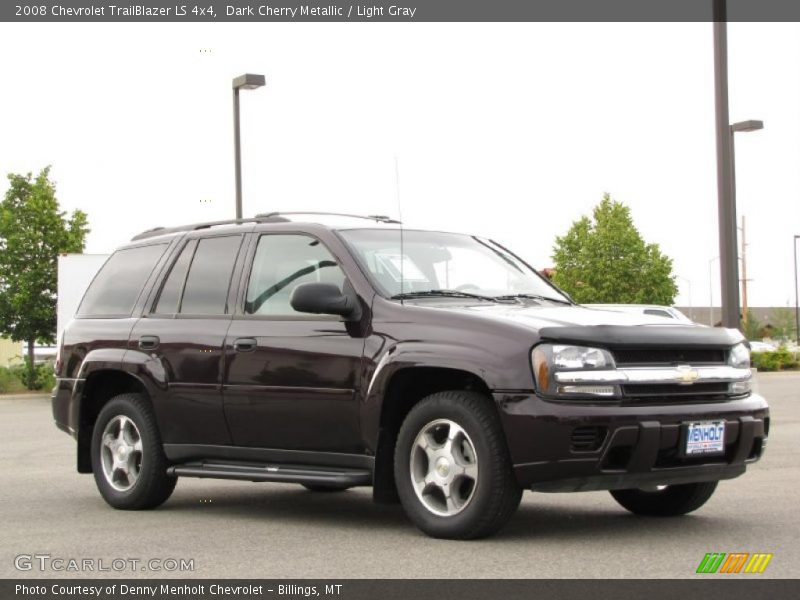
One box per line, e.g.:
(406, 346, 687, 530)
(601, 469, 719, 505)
(730, 120, 764, 133)
(233, 73, 266, 90)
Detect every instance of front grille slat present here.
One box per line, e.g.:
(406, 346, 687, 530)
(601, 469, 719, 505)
(612, 347, 726, 366)
(608, 346, 736, 405)
(622, 382, 730, 396)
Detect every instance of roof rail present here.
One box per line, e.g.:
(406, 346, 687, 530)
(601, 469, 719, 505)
(131, 212, 401, 242)
(130, 217, 266, 241)
(255, 211, 401, 224)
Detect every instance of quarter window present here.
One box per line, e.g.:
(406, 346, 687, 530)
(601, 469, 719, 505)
(78, 243, 168, 316)
(245, 235, 345, 316)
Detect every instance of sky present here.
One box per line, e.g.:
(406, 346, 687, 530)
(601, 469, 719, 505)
(0, 22, 798, 308)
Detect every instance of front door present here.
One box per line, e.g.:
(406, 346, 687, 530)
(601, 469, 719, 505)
(223, 233, 364, 453)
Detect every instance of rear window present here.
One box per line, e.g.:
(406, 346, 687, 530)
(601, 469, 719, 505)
(78, 243, 168, 316)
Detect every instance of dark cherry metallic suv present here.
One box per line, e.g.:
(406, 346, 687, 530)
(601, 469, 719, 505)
(52, 212, 769, 539)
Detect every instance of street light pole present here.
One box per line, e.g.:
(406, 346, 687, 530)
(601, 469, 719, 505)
(232, 73, 266, 219)
(729, 121, 763, 328)
(713, 3, 739, 330)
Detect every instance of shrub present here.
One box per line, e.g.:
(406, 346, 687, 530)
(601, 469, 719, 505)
(8, 360, 56, 391)
(751, 347, 800, 372)
(0, 366, 27, 394)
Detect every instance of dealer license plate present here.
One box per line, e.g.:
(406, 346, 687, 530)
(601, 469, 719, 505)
(685, 421, 725, 455)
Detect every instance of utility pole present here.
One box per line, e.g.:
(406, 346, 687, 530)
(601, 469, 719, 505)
(794, 235, 799, 345)
(740, 215, 748, 327)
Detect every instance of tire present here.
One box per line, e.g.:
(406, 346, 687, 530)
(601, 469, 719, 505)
(302, 484, 351, 493)
(394, 390, 522, 539)
(610, 481, 718, 517)
(91, 393, 176, 510)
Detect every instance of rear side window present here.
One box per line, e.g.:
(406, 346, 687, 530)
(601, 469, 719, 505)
(78, 243, 168, 316)
(179, 236, 242, 314)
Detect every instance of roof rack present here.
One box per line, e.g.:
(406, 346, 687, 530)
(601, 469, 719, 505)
(255, 211, 401, 224)
(131, 212, 401, 241)
(130, 217, 266, 241)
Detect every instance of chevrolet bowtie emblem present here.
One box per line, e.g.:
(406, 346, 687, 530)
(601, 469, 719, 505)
(676, 365, 700, 384)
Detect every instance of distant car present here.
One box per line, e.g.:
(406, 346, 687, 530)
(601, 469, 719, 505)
(749, 341, 778, 353)
(584, 304, 695, 324)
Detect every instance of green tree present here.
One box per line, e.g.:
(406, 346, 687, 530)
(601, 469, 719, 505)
(551, 194, 677, 304)
(769, 307, 796, 342)
(0, 167, 89, 388)
(742, 310, 762, 341)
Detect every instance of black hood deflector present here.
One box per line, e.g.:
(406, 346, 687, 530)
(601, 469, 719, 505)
(537, 325, 743, 348)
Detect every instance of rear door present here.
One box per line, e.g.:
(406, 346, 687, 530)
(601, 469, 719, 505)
(130, 233, 245, 446)
(223, 233, 364, 453)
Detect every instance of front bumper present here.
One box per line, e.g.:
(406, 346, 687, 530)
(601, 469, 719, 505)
(495, 391, 769, 492)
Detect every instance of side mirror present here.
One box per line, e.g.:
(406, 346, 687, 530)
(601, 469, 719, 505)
(290, 282, 361, 320)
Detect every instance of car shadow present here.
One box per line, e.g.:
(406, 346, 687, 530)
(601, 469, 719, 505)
(158, 484, 736, 541)
(499, 500, 732, 543)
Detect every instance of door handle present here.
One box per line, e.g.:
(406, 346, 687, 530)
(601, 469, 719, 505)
(233, 338, 257, 353)
(138, 335, 160, 350)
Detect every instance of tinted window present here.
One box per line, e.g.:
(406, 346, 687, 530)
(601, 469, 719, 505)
(245, 235, 345, 316)
(153, 240, 196, 314)
(78, 244, 168, 316)
(179, 236, 242, 314)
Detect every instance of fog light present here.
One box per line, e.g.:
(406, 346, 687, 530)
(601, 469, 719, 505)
(557, 385, 616, 397)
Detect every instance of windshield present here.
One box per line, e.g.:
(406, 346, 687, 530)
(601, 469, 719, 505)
(338, 229, 569, 303)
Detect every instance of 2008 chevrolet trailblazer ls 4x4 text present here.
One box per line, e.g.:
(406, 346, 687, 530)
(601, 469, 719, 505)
(52, 212, 769, 539)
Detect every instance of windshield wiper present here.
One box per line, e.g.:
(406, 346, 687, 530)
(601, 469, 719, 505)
(391, 289, 501, 302)
(495, 293, 572, 305)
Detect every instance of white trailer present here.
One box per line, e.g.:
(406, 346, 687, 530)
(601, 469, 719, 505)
(57, 253, 109, 341)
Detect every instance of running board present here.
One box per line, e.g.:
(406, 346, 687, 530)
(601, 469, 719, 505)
(167, 461, 372, 487)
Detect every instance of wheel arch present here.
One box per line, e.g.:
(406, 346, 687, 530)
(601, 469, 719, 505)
(371, 365, 495, 504)
(76, 369, 151, 473)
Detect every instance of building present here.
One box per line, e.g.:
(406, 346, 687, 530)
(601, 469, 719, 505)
(0, 337, 22, 367)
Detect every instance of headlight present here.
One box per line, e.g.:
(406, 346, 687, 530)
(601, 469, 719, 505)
(728, 342, 752, 395)
(729, 343, 751, 369)
(532, 344, 618, 398)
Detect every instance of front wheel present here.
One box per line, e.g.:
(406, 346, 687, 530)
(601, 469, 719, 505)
(394, 390, 522, 539)
(610, 481, 718, 516)
(91, 393, 176, 510)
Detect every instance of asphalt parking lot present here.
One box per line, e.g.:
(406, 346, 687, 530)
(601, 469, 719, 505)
(2, 372, 797, 579)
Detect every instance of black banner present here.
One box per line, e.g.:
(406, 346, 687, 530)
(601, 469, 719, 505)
(4, 0, 800, 23)
(3, 580, 797, 600)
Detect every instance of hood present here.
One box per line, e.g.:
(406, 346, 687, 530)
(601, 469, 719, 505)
(424, 302, 742, 347)
(438, 302, 683, 328)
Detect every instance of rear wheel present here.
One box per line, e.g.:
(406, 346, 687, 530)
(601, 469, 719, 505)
(91, 393, 176, 510)
(610, 481, 718, 516)
(394, 390, 522, 539)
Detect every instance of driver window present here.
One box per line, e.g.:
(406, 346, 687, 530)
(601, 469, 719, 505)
(245, 235, 346, 316)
